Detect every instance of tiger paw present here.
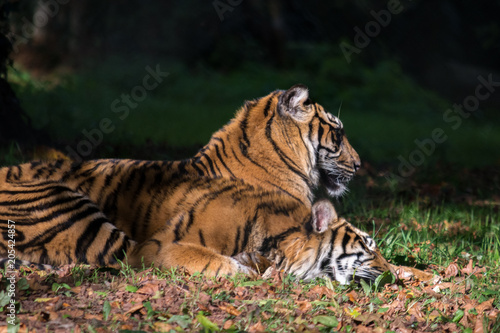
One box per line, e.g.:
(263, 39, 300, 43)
(233, 252, 272, 275)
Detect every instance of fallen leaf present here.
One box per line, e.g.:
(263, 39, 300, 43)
(120, 325, 134, 331)
(152, 323, 174, 331)
(84, 313, 103, 320)
(137, 282, 159, 295)
(248, 321, 266, 333)
(461, 260, 475, 275)
(219, 303, 242, 316)
(68, 286, 81, 294)
(408, 306, 426, 322)
(346, 290, 358, 303)
(306, 285, 335, 299)
(476, 299, 494, 314)
(444, 262, 459, 278)
(125, 303, 144, 315)
(344, 307, 362, 318)
(432, 282, 453, 293)
(34, 297, 60, 303)
(353, 313, 382, 324)
(223, 320, 234, 330)
(428, 310, 440, 321)
(295, 300, 312, 314)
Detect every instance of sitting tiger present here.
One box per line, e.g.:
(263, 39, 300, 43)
(0, 84, 367, 281)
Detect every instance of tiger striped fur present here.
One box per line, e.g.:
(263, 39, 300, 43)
(261, 200, 394, 284)
(0, 85, 366, 280)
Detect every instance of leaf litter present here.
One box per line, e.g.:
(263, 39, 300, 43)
(0, 257, 498, 332)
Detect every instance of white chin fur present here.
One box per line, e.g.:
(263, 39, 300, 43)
(336, 275, 350, 285)
(327, 183, 347, 197)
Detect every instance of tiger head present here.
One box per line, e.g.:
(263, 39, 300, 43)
(266, 200, 394, 284)
(276, 85, 361, 197)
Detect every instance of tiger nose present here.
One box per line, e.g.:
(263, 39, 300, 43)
(353, 161, 361, 172)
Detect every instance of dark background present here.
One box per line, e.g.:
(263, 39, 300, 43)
(1, 0, 499, 181)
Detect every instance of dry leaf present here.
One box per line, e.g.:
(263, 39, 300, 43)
(346, 290, 358, 303)
(152, 323, 174, 331)
(474, 316, 485, 333)
(476, 299, 494, 314)
(461, 260, 475, 275)
(408, 306, 426, 322)
(295, 300, 312, 314)
(223, 320, 234, 330)
(219, 303, 242, 316)
(125, 303, 144, 315)
(444, 262, 459, 278)
(70, 286, 82, 294)
(432, 282, 453, 293)
(248, 321, 266, 333)
(137, 282, 159, 295)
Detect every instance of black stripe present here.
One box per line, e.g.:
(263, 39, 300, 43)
(263, 180, 303, 203)
(263, 93, 276, 117)
(0, 184, 69, 195)
(259, 226, 302, 254)
(215, 263, 223, 276)
(191, 159, 206, 176)
(97, 228, 122, 264)
(17, 209, 104, 251)
(213, 137, 229, 158)
(13, 196, 96, 225)
(200, 152, 218, 177)
(6, 166, 12, 181)
(230, 147, 244, 166)
(198, 230, 206, 247)
(173, 215, 185, 242)
(6, 192, 81, 212)
(123, 167, 139, 192)
(111, 236, 135, 262)
(240, 107, 251, 148)
(201, 260, 211, 274)
(214, 144, 236, 178)
(75, 219, 106, 264)
(265, 112, 310, 185)
(231, 227, 241, 256)
(240, 218, 254, 252)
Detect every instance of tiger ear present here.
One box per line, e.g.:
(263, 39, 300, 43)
(278, 84, 312, 121)
(311, 200, 337, 233)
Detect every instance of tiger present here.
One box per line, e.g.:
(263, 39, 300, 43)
(0, 84, 363, 280)
(238, 200, 396, 284)
(254, 200, 435, 284)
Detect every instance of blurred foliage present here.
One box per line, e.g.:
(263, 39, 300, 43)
(3, 0, 500, 168)
(8, 46, 500, 167)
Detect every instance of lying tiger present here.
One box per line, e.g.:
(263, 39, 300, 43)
(0, 84, 375, 282)
(250, 200, 435, 284)
(238, 200, 395, 284)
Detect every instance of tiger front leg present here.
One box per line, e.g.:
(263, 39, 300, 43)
(130, 240, 257, 277)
